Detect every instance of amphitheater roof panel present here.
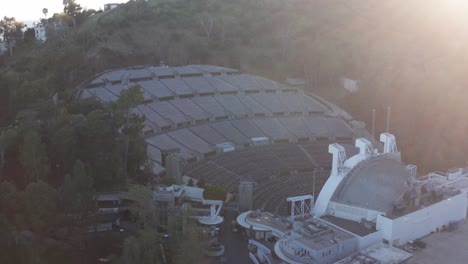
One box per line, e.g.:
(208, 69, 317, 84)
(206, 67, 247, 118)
(80, 90, 94, 99)
(332, 157, 411, 212)
(219, 74, 262, 90)
(191, 96, 227, 117)
(171, 66, 202, 75)
(280, 92, 324, 113)
(159, 78, 194, 96)
(146, 134, 196, 160)
(137, 80, 174, 99)
(91, 69, 126, 84)
(170, 99, 209, 121)
(107, 83, 153, 101)
(147, 101, 190, 125)
(252, 76, 281, 90)
(214, 95, 249, 116)
(327, 118, 354, 137)
(148, 66, 175, 77)
(147, 144, 162, 162)
(210, 121, 249, 145)
(181, 76, 216, 94)
(167, 129, 214, 154)
(253, 118, 292, 140)
(204, 76, 237, 92)
(189, 125, 229, 145)
(277, 117, 311, 138)
(126, 68, 153, 80)
(87, 87, 119, 102)
(237, 94, 270, 114)
(302, 116, 330, 137)
(249, 93, 288, 113)
(136, 104, 171, 128)
(230, 119, 266, 138)
(302, 94, 329, 113)
(190, 64, 238, 74)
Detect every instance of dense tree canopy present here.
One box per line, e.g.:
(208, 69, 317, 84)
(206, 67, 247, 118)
(1, 0, 468, 262)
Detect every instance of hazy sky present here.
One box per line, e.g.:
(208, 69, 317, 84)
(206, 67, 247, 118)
(1, 0, 128, 25)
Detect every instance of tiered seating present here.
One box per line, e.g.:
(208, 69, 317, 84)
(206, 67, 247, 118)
(183, 160, 241, 193)
(240, 147, 291, 174)
(302, 142, 333, 168)
(82, 65, 364, 217)
(253, 171, 330, 215)
(269, 144, 313, 170)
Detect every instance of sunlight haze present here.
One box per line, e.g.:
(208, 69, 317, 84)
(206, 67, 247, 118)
(1, 0, 128, 23)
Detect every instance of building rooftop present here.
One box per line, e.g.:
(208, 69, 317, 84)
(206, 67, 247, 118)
(292, 218, 355, 250)
(334, 243, 412, 264)
(322, 215, 377, 237)
(246, 211, 292, 234)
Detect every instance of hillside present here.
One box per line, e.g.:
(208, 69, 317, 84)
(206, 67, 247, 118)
(2, 0, 467, 172)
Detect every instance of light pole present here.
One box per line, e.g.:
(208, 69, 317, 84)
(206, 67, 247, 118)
(313, 168, 316, 199)
(313, 167, 323, 199)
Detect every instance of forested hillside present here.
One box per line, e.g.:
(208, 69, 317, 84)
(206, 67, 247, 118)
(1, 0, 467, 262)
(2, 0, 466, 174)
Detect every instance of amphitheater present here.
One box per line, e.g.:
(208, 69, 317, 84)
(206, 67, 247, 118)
(79, 64, 365, 216)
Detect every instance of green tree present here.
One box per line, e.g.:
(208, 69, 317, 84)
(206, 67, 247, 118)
(121, 184, 165, 264)
(64, 0, 83, 28)
(122, 231, 164, 264)
(24, 181, 58, 233)
(166, 206, 204, 264)
(19, 130, 50, 182)
(128, 184, 158, 230)
(0, 16, 25, 55)
(187, 178, 194, 187)
(0, 128, 17, 178)
(63, 160, 95, 216)
(203, 185, 227, 201)
(197, 176, 206, 188)
(112, 85, 146, 181)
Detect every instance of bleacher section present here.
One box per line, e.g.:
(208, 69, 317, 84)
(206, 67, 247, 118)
(183, 141, 353, 192)
(253, 171, 331, 215)
(80, 65, 361, 216)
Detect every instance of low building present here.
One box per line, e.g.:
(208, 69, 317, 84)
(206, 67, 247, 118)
(237, 210, 292, 240)
(334, 243, 412, 264)
(0, 42, 7, 55)
(104, 3, 122, 11)
(153, 184, 224, 226)
(34, 23, 47, 42)
(275, 218, 357, 264)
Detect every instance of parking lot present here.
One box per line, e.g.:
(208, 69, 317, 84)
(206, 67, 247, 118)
(406, 220, 468, 264)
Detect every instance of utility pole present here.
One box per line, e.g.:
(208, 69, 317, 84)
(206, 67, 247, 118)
(372, 109, 376, 139)
(386, 106, 391, 133)
(313, 168, 316, 199)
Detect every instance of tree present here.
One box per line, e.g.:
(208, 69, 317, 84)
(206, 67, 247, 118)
(0, 16, 25, 55)
(0, 128, 17, 178)
(122, 231, 164, 264)
(19, 130, 50, 182)
(203, 185, 227, 201)
(166, 206, 205, 264)
(128, 184, 158, 230)
(112, 85, 146, 181)
(64, 0, 83, 28)
(120, 184, 165, 264)
(42, 8, 48, 18)
(23, 181, 58, 233)
(63, 160, 95, 216)
(197, 176, 206, 188)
